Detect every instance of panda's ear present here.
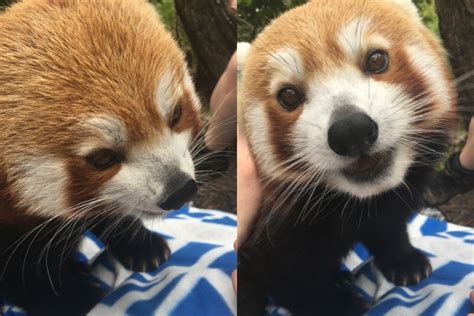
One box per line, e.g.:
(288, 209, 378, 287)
(389, 0, 422, 22)
(237, 42, 252, 137)
(237, 42, 251, 84)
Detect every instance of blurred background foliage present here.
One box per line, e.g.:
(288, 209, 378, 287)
(238, 0, 438, 41)
(149, 0, 193, 75)
(238, 0, 306, 41)
(413, 0, 438, 35)
(150, 0, 176, 29)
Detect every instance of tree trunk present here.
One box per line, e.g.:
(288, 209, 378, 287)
(436, 0, 474, 126)
(175, 0, 236, 101)
(0, 0, 15, 10)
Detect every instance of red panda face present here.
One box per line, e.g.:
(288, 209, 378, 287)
(240, 0, 456, 198)
(0, 0, 201, 219)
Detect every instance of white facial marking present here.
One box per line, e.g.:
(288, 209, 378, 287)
(245, 104, 282, 179)
(370, 35, 392, 51)
(78, 116, 127, 156)
(156, 69, 184, 115)
(14, 155, 68, 216)
(291, 64, 417, 198)
(338, 18, 392, 62)
(338, 17, 372, 60)
(267, 47, 305, 95)
(183, 72, 201, 111)
(101, 130, 194, 216)
(404, 44, 452, 113)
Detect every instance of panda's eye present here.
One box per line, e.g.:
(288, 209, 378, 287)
(86, 149, 121, 170)
(365, 50, 389, 74)
(170, 104, 182, 128)
(277, 87, 305, 111)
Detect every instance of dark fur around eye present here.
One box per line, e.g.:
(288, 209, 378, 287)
(170, 104, 182, 128)
(86, 149, 122, 170)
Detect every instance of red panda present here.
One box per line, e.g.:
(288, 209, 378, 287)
(0, 0, 201, 314)
(238, 0, 457, 314)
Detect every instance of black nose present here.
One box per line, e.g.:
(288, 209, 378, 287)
(159, 179, 198, 211)
(328, 111, 378, 157)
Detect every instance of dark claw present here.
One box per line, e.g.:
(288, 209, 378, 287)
(376, 248, 432, 287)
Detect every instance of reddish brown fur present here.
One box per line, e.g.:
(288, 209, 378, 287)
(266, 100, 304, 162)
(0, 2, 201, 313)
(0, 0, 199, 218)
(240, 0, 456, 180)
(65, 158, 123, 216)
(174, 91, 202, 135)
(238, 2, 458, 314)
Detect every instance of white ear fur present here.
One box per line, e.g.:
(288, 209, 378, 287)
(237, 42, 251, 84)
(389, 0, 422, 22)
(237, 42, 251, 135)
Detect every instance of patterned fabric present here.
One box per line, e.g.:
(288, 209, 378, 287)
(267, 213, 474, 316)
(1, 207, 237, 316)
(1, 209, 472, 315)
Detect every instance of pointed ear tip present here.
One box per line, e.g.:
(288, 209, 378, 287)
(237, 42, 252, 53)
(389, 0, 422, 21)
(237, 42, 252, 70)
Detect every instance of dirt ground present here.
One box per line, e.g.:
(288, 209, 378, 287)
(439, 189, 474, 227)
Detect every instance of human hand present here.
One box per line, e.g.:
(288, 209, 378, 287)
(236, 128, 262, 246)
(229, 0, 237, 12)
(232, 128, 262, 293)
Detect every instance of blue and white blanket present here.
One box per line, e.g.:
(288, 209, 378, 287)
(1, 207, 237, 316)
(268, 213, 474, 316)
(1, 208, 472, 315)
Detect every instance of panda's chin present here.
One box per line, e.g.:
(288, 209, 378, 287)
(330, 146, 412, 198)
(342, 150, 394, 183)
